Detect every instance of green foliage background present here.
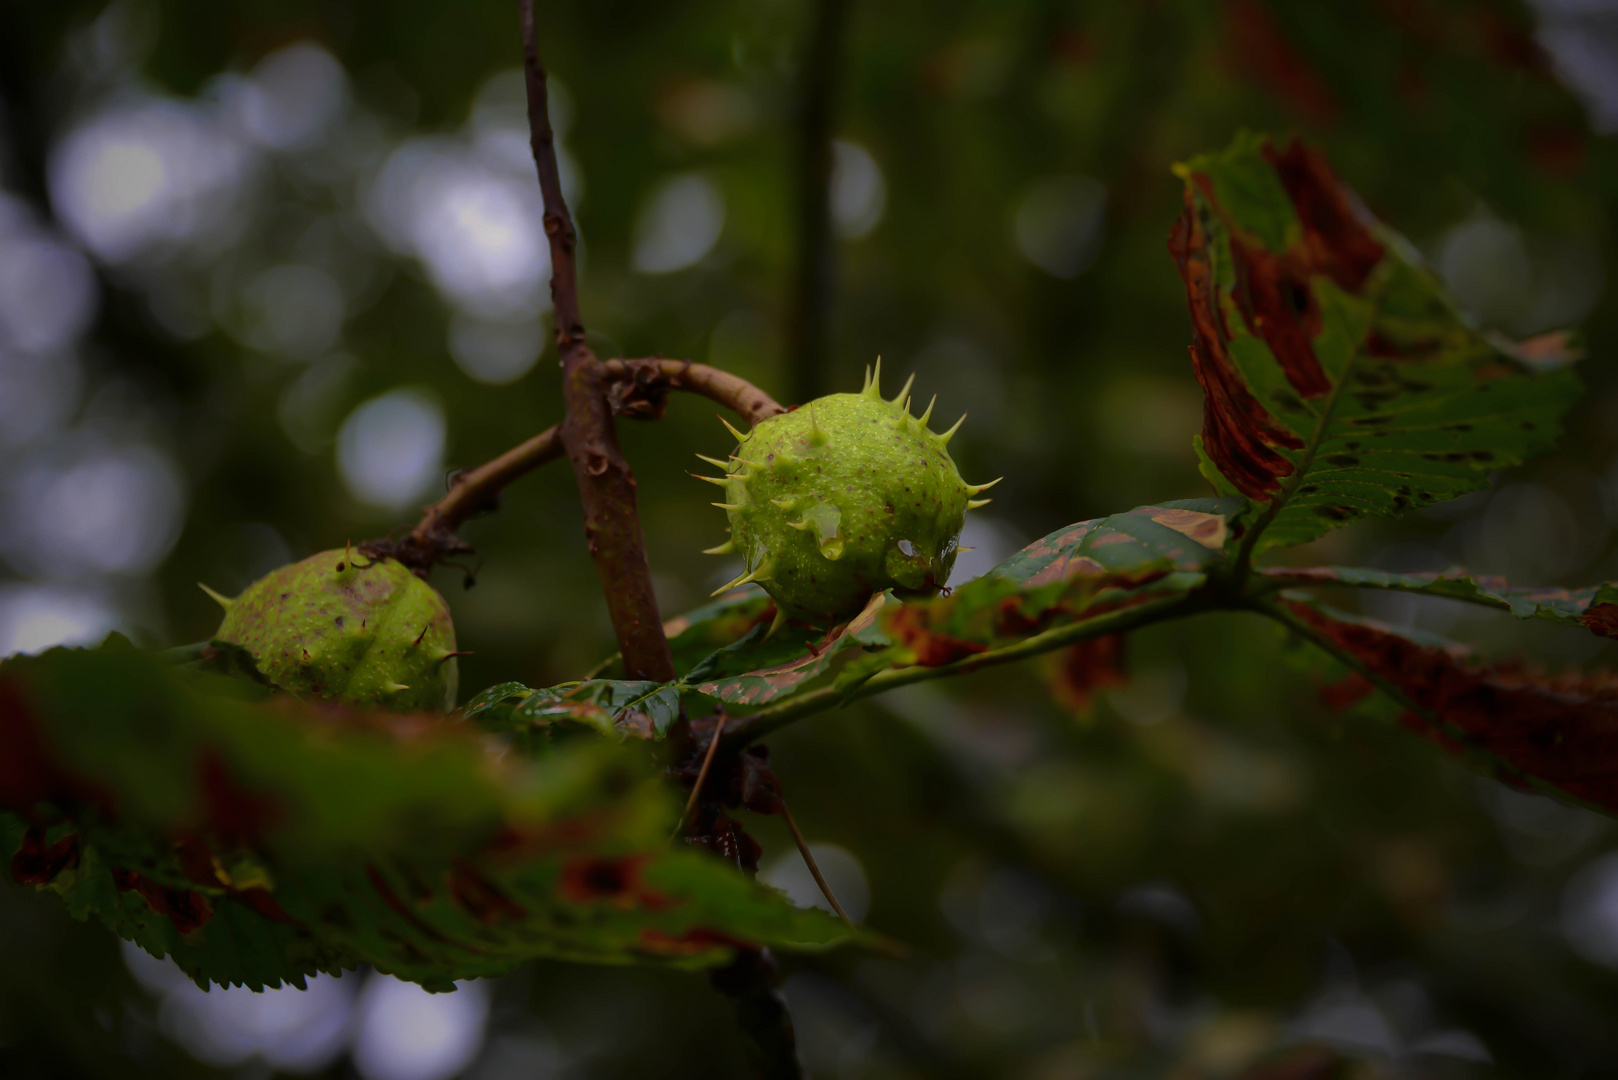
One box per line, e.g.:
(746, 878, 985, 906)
(3, 0, 1618, 1077)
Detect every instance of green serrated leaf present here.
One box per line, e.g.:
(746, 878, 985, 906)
(459, 679, 684, 741)
(992, 499, 1242, 585)
(673, 502, 1241, 715)
(1171, 133, 1582, 556)
(690, 592, 893, 709)
(0, 645, 859, 991)
(664, 589, 775, 676)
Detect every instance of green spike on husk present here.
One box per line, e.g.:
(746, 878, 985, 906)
(711, 571, 754, 596)
(864, 357, 884, 398)
(719, 416, 747, 442)
(198, 582, 235, 610)
(711, 561, 774, 597)
(702, 540, 736, 555)
(807, 402, 828, 446)
(938, 413, 966, 445)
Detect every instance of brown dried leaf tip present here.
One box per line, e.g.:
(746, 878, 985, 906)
(1288, 599, 1618, 815)
(1048, 635, 1129, 717)
(1170, 137, 1384, 500)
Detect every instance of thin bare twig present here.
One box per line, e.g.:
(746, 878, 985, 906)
(671, 711, 728, 841)
(386, 359, 782, 575)
(407, 425, 562, 553)
(521, 2, 674, 682)
(601, 357, 787, 425)
(778, 797, 854, 927)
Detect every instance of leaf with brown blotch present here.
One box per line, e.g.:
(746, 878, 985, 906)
(831, 500, 1241, 685)
(661, 589, 775, 675)
(1171, 132, 1581, 554)
(693, 592, 891, 707)
(663, 499, 1243, 709)
(990, 498, 1243, 586)
(1277, 596, 1618, 817)
(1047, 635, 1129, 717)
(0, 641, 857, 993)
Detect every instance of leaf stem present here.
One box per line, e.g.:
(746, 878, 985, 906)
(1231, 338, 1362, 583)
(1250, 568, 1583, 620)
(1253, 598, 1425, 713)
(778, 796, 854, 927)
(671, 711, 728, 841)
(721, 591, 1204, 748)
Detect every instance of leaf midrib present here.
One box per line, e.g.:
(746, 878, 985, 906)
(1235, 335, 1365, 572)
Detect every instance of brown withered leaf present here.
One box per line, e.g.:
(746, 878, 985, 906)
(1047, 635, 1129, 717)
(1281, 598, 1618, 815)
(1171, 132, 1579, 553)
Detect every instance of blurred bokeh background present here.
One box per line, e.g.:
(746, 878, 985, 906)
(4, 0, 1618, 1076)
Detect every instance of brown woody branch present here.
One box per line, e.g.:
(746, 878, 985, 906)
(600, 357, 786, 427)
(379, 359, 782, 575)
(520, 3, 674, 682)
(388, 425, 564, 571)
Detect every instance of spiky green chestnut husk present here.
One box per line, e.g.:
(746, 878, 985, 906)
(700, 362, 997, 624)
(210, 549, 459, 711)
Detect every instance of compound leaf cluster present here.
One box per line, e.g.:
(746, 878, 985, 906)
(0, 642, 853, 991)
(11, 130, 1617, 991)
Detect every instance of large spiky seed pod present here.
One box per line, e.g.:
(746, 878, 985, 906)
(697, 360, 998, 624)
(205, 549, 460, 711)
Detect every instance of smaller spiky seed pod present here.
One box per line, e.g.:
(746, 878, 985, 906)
(207, 549, 460, 711)
(698, 361, 997, 623)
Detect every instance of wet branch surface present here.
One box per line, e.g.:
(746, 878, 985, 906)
(521, 2, 673, 681)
